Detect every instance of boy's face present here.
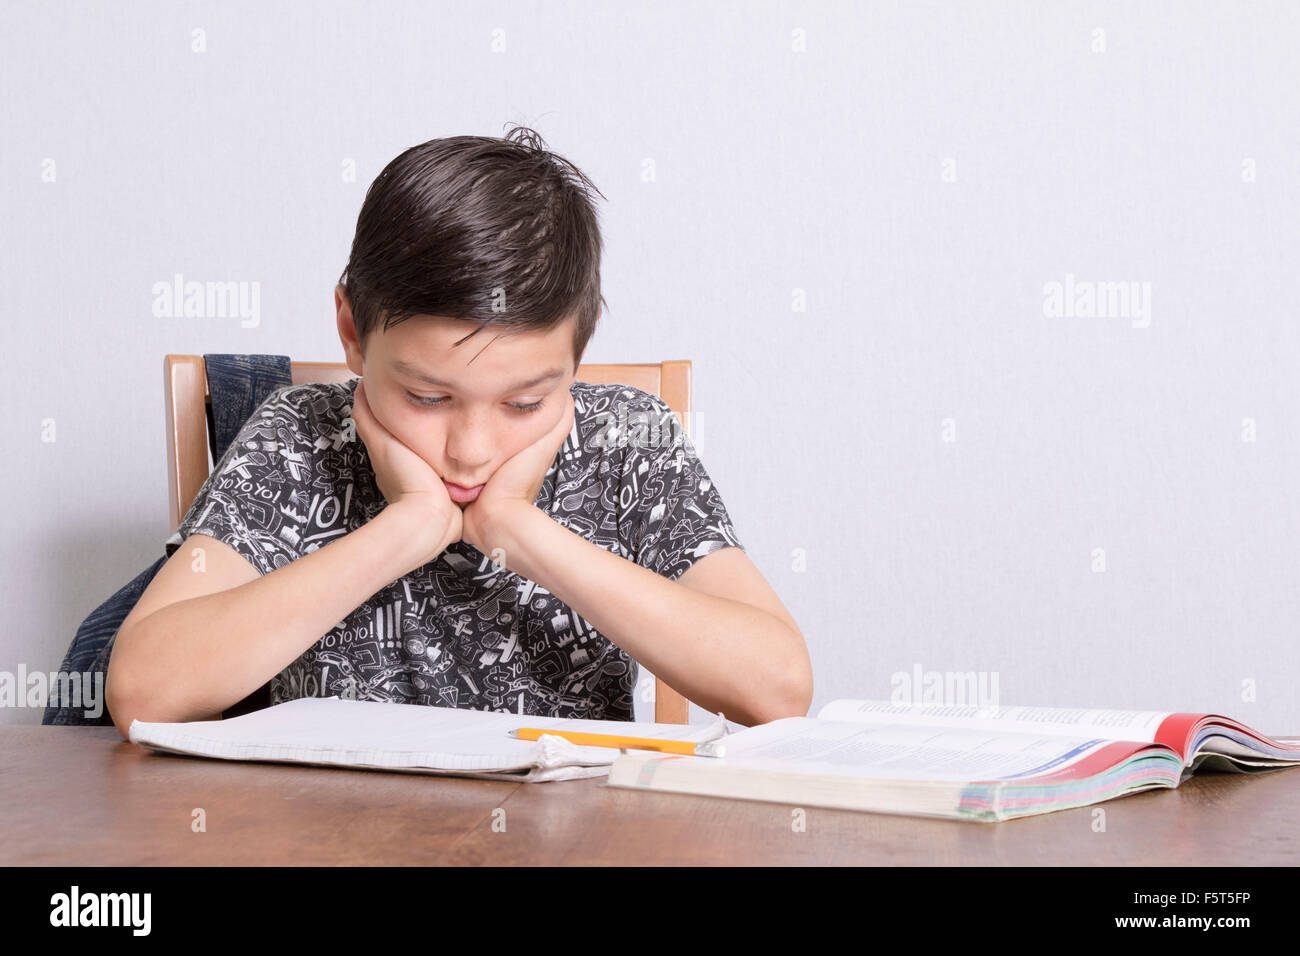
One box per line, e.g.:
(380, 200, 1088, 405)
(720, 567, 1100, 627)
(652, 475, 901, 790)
(336, 287, 578, 505)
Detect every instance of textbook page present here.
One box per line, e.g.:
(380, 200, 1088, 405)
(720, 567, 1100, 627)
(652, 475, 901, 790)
(817, 699, 1171, 744)
(129, 696, 731, 776)
(704, 717, 1122, 781)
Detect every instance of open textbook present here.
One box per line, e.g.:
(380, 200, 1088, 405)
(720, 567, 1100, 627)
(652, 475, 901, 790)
(128, 695, 730, 782)
(605, 698, 1300, 822)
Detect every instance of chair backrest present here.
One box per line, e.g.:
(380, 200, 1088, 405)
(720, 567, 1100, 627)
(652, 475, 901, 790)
(163, 354, 693, 724)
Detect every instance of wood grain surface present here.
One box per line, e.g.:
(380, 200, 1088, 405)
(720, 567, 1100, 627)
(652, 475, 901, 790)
(3, 727, 1297, 865)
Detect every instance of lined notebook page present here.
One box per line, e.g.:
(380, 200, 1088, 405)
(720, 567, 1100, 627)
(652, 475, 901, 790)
(128, 696, 730, 781)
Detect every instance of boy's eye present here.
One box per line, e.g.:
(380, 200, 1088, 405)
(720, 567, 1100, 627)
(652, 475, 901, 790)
(404, 392, 545, 414)
(405, 392, 448, 408)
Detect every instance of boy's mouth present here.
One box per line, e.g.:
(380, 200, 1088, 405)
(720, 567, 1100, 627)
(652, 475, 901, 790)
(443, 480, 484, 504)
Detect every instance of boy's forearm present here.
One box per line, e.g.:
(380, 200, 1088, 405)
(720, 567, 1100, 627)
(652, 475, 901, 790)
(482, 505, 808, 726)
(109, 502, 432, 730)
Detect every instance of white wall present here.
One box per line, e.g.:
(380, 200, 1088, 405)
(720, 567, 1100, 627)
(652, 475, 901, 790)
(3, 1, 1297, 732)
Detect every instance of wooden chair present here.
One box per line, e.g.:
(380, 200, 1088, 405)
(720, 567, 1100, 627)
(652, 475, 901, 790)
(164, 354, 694, 724)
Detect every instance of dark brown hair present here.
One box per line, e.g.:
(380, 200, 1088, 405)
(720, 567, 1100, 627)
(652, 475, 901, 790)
(338, 125, 607, 368)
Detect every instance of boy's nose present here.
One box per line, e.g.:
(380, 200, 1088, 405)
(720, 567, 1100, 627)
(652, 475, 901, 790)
(444, 417, 494, 477)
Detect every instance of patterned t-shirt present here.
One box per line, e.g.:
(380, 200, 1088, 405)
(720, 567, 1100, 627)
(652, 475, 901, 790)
(164, 377, 744, 721)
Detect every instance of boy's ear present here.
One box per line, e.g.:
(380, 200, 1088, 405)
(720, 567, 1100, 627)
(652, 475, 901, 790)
(335, 286, 365, 377)
(334, 283, 353, 317)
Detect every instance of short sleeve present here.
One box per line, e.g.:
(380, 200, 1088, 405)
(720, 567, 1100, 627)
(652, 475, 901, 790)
(164, 387, 312, 576)
(618, 394, 745, 581)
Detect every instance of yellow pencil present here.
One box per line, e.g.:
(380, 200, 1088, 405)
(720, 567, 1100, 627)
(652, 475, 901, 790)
(508, 727, 725, 757)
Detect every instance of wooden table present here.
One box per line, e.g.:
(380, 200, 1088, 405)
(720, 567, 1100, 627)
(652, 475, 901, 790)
(3, 726, 1298, 865)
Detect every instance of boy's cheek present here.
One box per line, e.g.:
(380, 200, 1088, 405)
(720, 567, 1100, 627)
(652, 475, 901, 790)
(370, 403, 409, 441)
(386, 420, 443, 466)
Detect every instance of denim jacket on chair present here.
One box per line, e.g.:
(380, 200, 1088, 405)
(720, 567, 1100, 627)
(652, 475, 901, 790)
(42, 354, 294, 726)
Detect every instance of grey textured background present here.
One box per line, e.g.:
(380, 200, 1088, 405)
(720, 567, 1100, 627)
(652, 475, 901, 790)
(3, 1, 1297, 732)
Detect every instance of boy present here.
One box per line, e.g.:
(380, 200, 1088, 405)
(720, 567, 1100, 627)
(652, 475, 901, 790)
(106, 127, 812, 735)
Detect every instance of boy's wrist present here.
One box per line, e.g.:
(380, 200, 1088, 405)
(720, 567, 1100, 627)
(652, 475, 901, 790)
(378, 499, 455, 571)
(475, 501, 545, 573)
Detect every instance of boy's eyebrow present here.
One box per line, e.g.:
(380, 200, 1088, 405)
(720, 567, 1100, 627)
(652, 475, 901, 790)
(393, 360, 566, 392)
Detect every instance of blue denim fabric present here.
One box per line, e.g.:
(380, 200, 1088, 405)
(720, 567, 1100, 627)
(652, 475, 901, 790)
(42, 354, 293, 726)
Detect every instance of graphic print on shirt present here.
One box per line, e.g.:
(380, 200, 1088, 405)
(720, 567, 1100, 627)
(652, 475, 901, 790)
(165, 377, 744, 721)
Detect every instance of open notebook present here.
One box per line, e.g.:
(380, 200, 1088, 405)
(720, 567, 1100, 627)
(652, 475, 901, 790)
(127, 696, 730, 782)
(605, 698, 1300, 822)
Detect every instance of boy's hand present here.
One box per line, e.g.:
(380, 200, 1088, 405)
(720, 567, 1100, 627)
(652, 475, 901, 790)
(461, 388, 576, 559)
(350, 379, 463, 565)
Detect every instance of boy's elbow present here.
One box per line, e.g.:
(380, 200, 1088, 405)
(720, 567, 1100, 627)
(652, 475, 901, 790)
(774, 672, 814, 722)
(750, 657, 814, 725)
(106, 633, 149, 740)
(105, 665, 137, 740)
(779, 641, 814, 718)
